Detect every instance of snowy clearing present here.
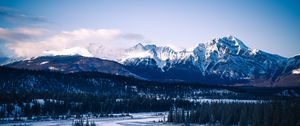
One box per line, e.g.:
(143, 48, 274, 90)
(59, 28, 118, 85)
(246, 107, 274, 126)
(1, 112, 194, 126)
(187, 98, 269, 103)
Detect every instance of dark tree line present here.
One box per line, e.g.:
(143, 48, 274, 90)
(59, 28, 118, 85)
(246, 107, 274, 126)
(168, 100, 300, 126)
(1, 66, 296, 100)
(73, 119, 96, 126)
(0, 92, 173, 119)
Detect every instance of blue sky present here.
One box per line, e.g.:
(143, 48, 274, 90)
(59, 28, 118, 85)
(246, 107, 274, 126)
(0, 0, 300, 57)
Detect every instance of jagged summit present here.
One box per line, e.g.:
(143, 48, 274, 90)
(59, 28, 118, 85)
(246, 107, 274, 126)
(4, 35, 299, 86)
(206, 36, 249, 55)
(222, 35, 248, 49)
(120, 36, 294, 85)
(131, 43, 145, 50)
(122, 36, 258, 68)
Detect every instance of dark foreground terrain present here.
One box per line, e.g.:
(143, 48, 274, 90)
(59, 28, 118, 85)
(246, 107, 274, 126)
(0, 66, 300, 125)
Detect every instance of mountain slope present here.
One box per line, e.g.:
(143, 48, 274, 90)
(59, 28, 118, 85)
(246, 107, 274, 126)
(121, 36, 295, 86)
(5, 55, 141, 78)
(274, 55, 300, 87)
(4, 36, 300, 87)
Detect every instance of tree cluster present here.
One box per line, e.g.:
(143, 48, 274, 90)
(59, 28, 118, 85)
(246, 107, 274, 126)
(168, 100, 300, 126)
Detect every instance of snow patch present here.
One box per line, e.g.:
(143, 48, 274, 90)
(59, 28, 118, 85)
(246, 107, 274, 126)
(122, 50, 153, 61)
(39, 61, 49, 65)
(250, 49, 259, 55)
(292, 68, 300, 74)
(188, 98, 269, 104)
(48, 66, 59, 71)
(34, 99, 45, 105)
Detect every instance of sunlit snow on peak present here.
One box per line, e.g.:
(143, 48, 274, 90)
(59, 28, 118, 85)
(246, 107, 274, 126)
(121, 50, 153, 62)
(43, 47, 93, 57)
(250, 49, 259, 55)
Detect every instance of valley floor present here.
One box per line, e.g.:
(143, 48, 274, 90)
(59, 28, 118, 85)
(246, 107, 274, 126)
(1, 112, 193, 126)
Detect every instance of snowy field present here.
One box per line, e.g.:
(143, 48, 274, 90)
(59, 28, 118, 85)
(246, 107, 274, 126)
(187, 98, 269, 103)
(1, 112, 193, 126)
(0, 98, 269, 126)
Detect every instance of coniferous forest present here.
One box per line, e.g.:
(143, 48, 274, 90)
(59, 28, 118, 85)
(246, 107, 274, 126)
(0, 67, 300, 125)
(167, 100, 300, 126)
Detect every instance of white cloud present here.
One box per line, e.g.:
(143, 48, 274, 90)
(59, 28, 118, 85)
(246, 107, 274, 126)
(0, 27, 47, 42)
(43, 47, 93, 57)
(6, 28, 146, 58)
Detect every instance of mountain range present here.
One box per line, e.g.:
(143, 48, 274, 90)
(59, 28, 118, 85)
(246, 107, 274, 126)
(4, 36, 300, 87)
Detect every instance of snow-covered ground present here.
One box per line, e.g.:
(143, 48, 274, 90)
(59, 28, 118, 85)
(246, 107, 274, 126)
(0, 112, 184, 126)
(187, 98, 269, 103)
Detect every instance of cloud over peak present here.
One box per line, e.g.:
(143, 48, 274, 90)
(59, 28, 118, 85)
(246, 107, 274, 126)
(5, 28, 146, 58)
(44, 47, 93, 57)
(0, 27, 47, 42)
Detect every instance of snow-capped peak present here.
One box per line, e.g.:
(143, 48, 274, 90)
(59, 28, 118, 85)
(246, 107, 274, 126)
(133, 43, 144, 49)
(120, 35, 290, 81)
(144, 44, 157, 51)
(219, 36, 247, 49)
(122, 43, 181, 68)
(121, 36, 262, 70)
(205, 36, 250, 56)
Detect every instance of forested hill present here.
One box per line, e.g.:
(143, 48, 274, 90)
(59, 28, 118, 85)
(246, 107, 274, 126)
(1, 66, 299, 97)
(1, 66, 300, 121)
